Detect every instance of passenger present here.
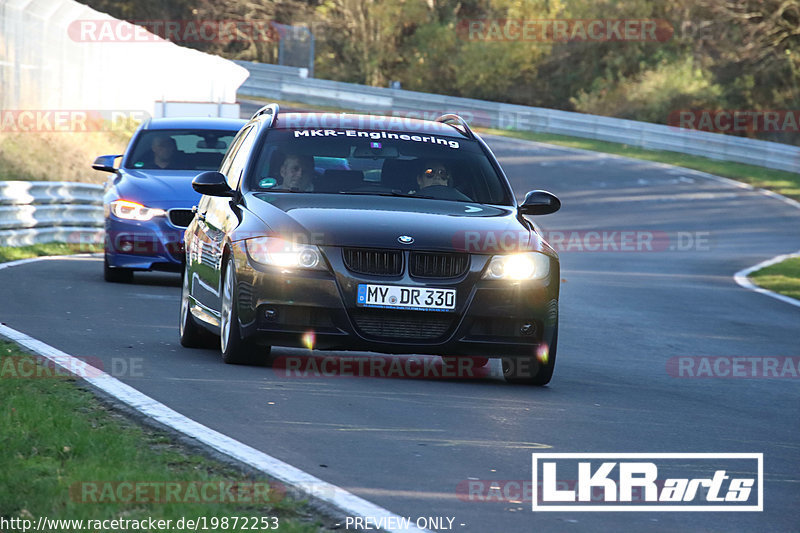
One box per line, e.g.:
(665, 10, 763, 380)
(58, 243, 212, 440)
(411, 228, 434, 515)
(280, 154, 315, 191)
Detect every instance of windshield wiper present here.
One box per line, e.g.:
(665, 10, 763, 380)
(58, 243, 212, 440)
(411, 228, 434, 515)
(338, 190, 436, 199)
(258, 187, 305, 193)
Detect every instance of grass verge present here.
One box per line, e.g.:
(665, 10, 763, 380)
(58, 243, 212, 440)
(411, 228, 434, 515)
(748, 256, 800, 302)
(0, 342, 332, 532)
(0, 242, 102, 263)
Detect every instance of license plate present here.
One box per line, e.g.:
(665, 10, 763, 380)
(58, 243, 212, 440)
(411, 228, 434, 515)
(357, 284, 456, 312)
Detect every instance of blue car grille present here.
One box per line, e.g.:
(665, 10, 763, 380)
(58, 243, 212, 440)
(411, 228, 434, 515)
(168, 209, 195, 228)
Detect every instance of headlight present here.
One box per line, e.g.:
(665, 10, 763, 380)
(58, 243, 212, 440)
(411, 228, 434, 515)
(245, 237, 327, 271)
(482, 252, 550, 280)
(110, 200, 166, 221)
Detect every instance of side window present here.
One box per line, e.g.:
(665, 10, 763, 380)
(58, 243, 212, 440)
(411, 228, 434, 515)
(226, 126, 257, 190)
(219, 126, 250, 179)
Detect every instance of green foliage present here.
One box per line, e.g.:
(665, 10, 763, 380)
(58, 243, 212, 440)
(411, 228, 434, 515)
(571, 56, 723, 123)
(0, 243, 102, 263)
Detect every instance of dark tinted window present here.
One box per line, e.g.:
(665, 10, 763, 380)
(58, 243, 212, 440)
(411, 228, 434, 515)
(225, 126, 257, 190)
(125, 129, 238, 171)
(247, 129, 511, 205)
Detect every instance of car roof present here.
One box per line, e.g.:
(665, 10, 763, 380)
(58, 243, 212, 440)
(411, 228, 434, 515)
(270, 112, 470, 139)
(140, 116, 247, 131)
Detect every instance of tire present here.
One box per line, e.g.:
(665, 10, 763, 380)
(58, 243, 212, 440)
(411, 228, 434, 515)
(503, 324, 558, 386)
(179, 267, 215, 348)
(219, 256, 271, 365)
(104, 254, 133, 283)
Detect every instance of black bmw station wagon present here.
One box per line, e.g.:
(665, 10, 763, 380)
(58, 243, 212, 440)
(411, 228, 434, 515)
(180, 104, 562, 385)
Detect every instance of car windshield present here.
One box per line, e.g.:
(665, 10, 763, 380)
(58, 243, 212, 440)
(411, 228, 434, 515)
(125, 129, 237, 171)
(247, 128, 512, 205)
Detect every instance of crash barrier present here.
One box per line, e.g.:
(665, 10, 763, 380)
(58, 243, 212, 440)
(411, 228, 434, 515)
(0, 181, 104, 247)
(235, 61, 800, 174)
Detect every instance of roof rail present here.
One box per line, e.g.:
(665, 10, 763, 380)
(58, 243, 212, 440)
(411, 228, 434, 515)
(435, 113, 475, 139)
(251, 103, 280, 124)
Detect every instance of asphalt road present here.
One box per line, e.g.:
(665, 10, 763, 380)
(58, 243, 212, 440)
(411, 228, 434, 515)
(2, 134, 798, 532)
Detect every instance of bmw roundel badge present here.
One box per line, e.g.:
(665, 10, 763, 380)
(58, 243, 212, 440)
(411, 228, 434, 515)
(398, 235, 414, 244)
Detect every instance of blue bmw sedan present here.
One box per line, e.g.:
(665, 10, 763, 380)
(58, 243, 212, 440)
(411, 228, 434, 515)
(92, 117, 246, 282)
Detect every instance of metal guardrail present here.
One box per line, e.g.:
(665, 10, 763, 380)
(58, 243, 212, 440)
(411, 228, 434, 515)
(235, 61, 800, 174)
(0, 181, 104, 247)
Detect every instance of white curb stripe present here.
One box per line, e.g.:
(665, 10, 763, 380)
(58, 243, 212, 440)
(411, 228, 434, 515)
(0, 312, 431, 533)
(733, 251, 800, 309)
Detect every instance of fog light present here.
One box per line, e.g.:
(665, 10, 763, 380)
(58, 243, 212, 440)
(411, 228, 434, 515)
(520, 323, 536, 336)
(264, 308, 278, 321)
(119, 240, 134, 252)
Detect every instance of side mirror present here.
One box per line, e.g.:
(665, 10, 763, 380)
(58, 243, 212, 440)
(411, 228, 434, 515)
(518, 190, 561, 216)
(92, 154, 121, 173)
(192, 171, 235, 197)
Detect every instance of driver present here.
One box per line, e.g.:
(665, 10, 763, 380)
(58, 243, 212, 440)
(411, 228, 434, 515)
(150, 136, 179, 169)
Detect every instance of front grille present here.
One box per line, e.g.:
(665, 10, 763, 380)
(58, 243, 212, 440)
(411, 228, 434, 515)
(343, 248, 403, 276)
(168, 209, 195, 228)
(410, 252, 469, 278)
(351, 310, 453, 340)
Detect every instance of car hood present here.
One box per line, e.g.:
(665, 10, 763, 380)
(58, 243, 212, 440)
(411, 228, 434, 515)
(112, 169, 202, 208)
(246, 193, 551, 254)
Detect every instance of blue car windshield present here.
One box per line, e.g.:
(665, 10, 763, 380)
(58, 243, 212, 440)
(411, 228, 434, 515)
(125, 129, 238, 171)
(248, 128, 512, 205)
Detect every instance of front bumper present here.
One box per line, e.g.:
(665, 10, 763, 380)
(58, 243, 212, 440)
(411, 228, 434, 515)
(105, 216, 186, 271)
(232, 243, 559, 357)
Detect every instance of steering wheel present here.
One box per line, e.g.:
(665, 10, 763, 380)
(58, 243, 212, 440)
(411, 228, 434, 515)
(418, 185, 472, 202)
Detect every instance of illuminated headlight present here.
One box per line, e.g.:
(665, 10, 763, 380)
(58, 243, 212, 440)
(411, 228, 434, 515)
(245, 237, 326, 270)
(482, 253, 550, 280)
(110, 200, 166, 221)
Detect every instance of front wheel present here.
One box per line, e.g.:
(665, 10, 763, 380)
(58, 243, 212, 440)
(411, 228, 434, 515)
(220, 256, 271, 365)
(179, 267, 215, 348)
(104, 254, 133, 283)
(502, 325, 558, 386)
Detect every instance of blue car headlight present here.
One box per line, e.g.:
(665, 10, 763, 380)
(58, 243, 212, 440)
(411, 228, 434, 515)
(245, 237, 327, 271)
(482, 252, 550, 280)
(109, 200, 166, 221)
